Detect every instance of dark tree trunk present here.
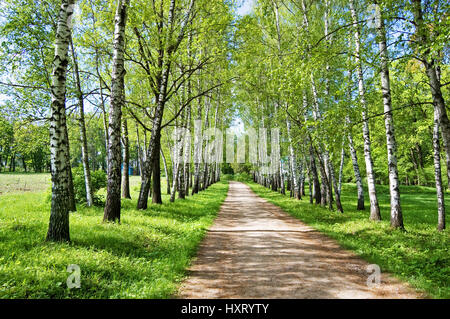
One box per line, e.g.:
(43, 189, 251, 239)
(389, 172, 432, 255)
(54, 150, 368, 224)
(136, 124, 145, 178)
(63, 122, 76, 212)
(412, 0, 450, 190)
(328, 157, 343, 213)
(349, 133, 365, 210)
(316, 148, 333, 211)
(152, 141, 162, 204)
(309, 145, 321, 205)
(296, 160, 303, 200)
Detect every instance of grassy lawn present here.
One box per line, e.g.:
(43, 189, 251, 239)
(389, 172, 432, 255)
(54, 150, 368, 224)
(0, 173, 229, 298)
(0, 172, 51, 194)
(246, 181, 450, 299)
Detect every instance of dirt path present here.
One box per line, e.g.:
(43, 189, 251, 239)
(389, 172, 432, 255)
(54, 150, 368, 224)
(178, 182, 422, 299)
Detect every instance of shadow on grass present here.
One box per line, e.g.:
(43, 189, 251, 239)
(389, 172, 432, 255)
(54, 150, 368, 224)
(0, 181, 229, 298)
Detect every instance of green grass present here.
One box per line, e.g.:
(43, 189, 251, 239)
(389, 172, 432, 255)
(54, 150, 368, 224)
(246, 181, 450, 299)
(0, 172, 51, 194)
(0, 174, 229, 298)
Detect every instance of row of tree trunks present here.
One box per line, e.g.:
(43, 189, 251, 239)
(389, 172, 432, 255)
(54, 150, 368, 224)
(0, 153, 17, 172)
(412, 0, 446, 230)
(253, 0, 382, 217)
(136, 0, 196, 209)
(251, 0, 443, 233)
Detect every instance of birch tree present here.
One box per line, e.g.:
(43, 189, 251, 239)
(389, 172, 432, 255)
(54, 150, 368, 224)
(103, 0, 129, 222)
(136, 0, 196, 208)
(349, 0, 381, 220)
(411, 0, 450, 189)
(70, 36, 94, 207)
(122, 118, 131, 199)
(374, 0, 403, 229)
(46, 0, 75, 242)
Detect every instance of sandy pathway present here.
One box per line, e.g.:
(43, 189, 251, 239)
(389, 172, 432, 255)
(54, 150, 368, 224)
(178, 182, 422, 299)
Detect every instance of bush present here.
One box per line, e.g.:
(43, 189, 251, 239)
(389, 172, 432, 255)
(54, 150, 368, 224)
(233, 172, 253, 182)
(72, 167, 107, 205)
(221, 174, 234, 181)
(221, 163, 234, 175)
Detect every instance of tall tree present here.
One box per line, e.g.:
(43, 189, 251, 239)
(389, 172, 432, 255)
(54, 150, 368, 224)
(122, 118, 131, 199)
(411, 0, 450, 189)
(46, 0, 75, 242)
(374, 0, 403, 229)
(70, 36, 94, 207)
(103, 0, 130, 222)
(349, 0, 381, 220)
(136, 0, 196, 208)
(432, 108, 446, 231)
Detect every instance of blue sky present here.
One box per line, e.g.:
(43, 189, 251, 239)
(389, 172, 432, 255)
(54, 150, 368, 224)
(236, 0, 254, 16)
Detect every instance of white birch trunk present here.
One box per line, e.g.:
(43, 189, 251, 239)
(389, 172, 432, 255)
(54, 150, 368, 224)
(350, 0, 380, 220)
(46, 0, 75, 242)
(70, 37, 93, 207)
(103, 0, 129, 222)
(375, 2, 403, 228)
(433, 109, 446, 231)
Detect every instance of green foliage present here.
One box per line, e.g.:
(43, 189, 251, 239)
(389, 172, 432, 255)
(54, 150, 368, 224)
(67, 116, 108, 171)
(0, 175, 229, 298)
(13, 122, 50, 172)
(72, 167, 106, 206)
(230, 162, 252, 174)
(221, 163, 234, 175)
(232, 172, 253, 182)
(220, 174, 234, 181)
(247, 181, 450, 299)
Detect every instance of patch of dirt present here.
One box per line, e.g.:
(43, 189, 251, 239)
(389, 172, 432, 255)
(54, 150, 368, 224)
(178, 182, 423, 299)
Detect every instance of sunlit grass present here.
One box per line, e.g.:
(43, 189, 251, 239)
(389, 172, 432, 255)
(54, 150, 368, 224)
(246, 181, 449, 299)
(0, 172, 51, 194)
(0, 173, 228, 298)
